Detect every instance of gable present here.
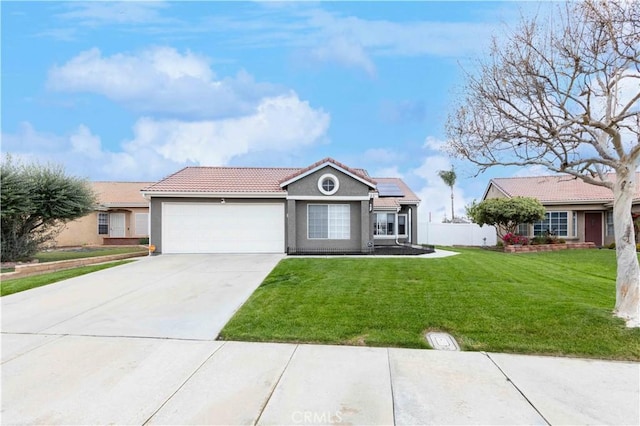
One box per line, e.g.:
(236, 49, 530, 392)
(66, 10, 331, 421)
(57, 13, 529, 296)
(285, 165, 372, 197)
(279, 157, 376, 189)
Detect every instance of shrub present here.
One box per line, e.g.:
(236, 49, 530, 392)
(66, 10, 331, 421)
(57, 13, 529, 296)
(530, 236, 545, 245)
(608, 242, 616, 249)
(502, 233, 529, 245)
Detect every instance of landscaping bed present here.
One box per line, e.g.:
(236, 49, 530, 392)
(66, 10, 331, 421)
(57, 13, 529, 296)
(220, 248, 640, 361)
(1, 246, 147, 276)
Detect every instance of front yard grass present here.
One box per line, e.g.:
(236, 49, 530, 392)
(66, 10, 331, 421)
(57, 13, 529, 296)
(220, 248, 640, 361)
(1, 260, 135, 297)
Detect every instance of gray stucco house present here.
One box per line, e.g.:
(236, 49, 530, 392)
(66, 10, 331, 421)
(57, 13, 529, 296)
(141, 158, 420, 254)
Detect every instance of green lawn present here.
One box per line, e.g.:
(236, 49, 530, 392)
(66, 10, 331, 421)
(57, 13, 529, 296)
(220, 248, 640, 361)
(1, 260, 135, 297)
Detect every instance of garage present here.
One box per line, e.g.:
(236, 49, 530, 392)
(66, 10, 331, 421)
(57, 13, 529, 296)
(161, 202, 285, 254)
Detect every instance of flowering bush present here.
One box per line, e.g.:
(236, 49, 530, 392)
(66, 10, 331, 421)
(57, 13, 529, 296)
(502, 233, 529, 245)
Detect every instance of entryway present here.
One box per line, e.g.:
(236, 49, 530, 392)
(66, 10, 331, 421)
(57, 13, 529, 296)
(584, 212, 603, 246)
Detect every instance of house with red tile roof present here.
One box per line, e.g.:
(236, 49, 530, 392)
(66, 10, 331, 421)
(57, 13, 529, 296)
(141, 158, 420, 254)
(482, 174, 640, 246)
(55, 182, 152, 247)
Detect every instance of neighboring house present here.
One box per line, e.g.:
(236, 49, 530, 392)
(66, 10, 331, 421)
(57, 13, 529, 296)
(482, 174, 640, 246)
(55, 182, 152, 247)
(141, 158, 420, 254)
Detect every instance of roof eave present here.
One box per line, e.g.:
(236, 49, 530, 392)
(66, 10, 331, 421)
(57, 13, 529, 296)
(141, 191, 287, 199)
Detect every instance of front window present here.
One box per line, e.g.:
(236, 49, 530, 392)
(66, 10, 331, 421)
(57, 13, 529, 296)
(98, 212, 109, 235)
(374, 213, 396, 236)
(534, 212, 568, 237)
(308, 204, 350, 239)
(606, 211, 614, 236)
(517, 223, 529, 236)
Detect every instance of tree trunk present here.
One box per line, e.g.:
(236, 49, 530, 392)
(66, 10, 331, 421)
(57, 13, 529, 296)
(613, 171, 640, 327)
(450, 190, 454, 221)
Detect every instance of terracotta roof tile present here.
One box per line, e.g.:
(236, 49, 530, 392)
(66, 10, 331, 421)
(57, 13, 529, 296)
(489, 174, 640, 203)
(373, 177, 421, 203)
(143, 162, 422, 203)
(373, 197, 401, 209)
(279, 157, 375, 185)
(143, 167, 299, 193)
(92, 182, 152, 205)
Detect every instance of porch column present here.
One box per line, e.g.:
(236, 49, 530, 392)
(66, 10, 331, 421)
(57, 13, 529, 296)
(286, 199, 296, 253)
(361, 200, 371, 252)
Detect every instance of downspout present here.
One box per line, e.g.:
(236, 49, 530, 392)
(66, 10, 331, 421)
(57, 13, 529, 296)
(408, 207, 412, 245)
(395, 208, 402, 246)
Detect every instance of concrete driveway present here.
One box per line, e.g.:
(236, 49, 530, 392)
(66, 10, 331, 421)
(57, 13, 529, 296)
(2, 254, 639, 425)
(2, 253, 283, 341)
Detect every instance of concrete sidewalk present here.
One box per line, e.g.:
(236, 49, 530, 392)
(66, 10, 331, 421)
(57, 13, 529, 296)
(2, 336, 638, 425)
(1, 254, 638, 425)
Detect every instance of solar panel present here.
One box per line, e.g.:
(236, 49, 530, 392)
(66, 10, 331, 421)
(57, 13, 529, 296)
(377, 182, 403, 197)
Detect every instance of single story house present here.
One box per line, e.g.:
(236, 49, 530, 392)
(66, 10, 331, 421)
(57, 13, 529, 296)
(55, 182, 152, 247)
(482, 174, 640, 246)
(141, 158, 420, 254)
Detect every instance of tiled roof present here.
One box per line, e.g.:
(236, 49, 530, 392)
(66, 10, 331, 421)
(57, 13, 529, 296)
(372, 177, 421, 209)
(142, 162, 421, 204)
(489, 174, 640, 203)
(279, 157, 375, 186)
(143, 167, 299, 193)
(92, 182, 152, 205)
(372, 197, 400, 209)
(374, 177, 421, 202)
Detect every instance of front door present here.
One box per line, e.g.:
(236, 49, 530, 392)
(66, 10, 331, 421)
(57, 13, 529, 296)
(110, 213, 126, 237)
(584, 212, 603, 246)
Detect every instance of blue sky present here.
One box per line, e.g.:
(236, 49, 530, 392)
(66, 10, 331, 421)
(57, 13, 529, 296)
(1, 1, 548, 221)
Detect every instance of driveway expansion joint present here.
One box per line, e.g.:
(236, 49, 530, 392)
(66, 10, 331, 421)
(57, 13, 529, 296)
(142, 341, 228, 426)
(254, 343, 300, 425)
(483, 352, 551, 426)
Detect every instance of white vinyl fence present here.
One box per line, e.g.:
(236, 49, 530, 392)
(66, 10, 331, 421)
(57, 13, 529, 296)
(418, 222, 497, 247)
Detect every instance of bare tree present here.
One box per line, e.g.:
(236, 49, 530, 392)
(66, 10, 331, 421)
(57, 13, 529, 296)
(438, 167, 457, 220)
(446, 0, 640, 326)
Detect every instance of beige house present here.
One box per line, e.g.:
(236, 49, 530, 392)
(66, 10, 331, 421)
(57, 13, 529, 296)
(55, 182, 152, 247)
(482, 174, 640, 247)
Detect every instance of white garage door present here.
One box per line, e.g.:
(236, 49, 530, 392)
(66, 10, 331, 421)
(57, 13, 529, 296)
(162, 203, 285, 253)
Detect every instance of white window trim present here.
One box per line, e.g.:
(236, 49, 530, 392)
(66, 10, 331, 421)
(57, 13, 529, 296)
(98, 212, 109, 235)
(307, 204, 350, 240)
(317, 173, 340, 196)
(373, 212, 398, 239)
(534, 211, 570, 237)
(606, 211, 614, 236)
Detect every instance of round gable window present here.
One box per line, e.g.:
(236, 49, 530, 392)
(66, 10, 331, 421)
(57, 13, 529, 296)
(318, 173, 339, 195)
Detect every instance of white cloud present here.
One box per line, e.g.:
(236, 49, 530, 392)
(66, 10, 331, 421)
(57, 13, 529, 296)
(512, 165, 555, 178)
(304, 8, 496, 59)
(306, 36, 377, 77)
(55, 2, 171, 26)
(423, 136, 447, 152)
(1, 94, 330, 180)
(47, 47, 280, 119)
(126, 93, 330, 166)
